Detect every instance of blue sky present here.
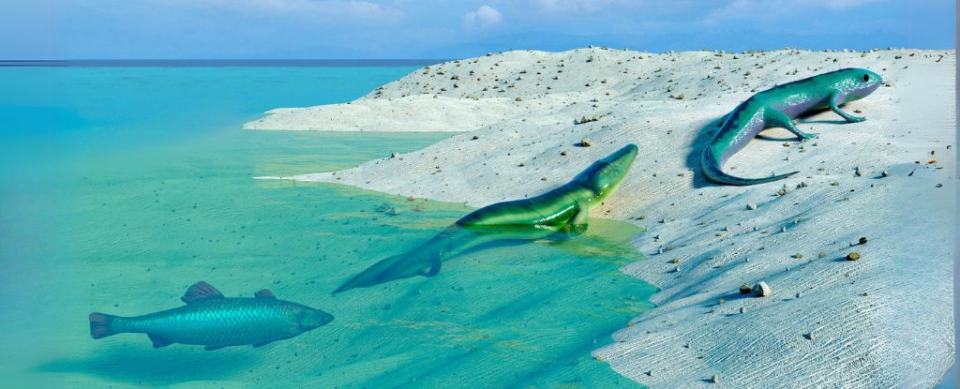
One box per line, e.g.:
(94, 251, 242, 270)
(4, 0, 956, 59)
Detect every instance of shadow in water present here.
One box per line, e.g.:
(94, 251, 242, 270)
(332, 223, 580, 294)
(335, 218, 648, 296)
(324, 218, 657, 389)
(31, 345, 257, 386)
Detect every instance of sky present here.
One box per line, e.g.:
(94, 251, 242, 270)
(3, 0, 956, 59)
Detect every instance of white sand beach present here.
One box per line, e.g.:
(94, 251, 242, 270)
(248, 48, 956, 388)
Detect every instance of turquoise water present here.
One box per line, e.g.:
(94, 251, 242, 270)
(0, 64, 656, 388)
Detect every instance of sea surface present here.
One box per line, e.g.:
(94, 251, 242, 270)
(0, 61, 656, 388)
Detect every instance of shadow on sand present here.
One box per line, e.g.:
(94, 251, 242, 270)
(684, 116, 725, 189)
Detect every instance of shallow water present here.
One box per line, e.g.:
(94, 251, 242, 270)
(0, 65, 655, 388)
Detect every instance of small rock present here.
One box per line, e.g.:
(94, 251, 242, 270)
(747, 203, 757, 210)
(739, 284, 752, 294)
(753, 281, 772, 297)
(846, 252, 861, 261)
(674, 266, 681, 273)
(804, 332, 814, 340)
(881, 171, 890, 178)
(739, 307, 746, 314)
(795, 292, 801, 298)
(858, 237, 868, 245)
(391, 152, 401, 159)
(711, 375, 720, 384)
(580, 138, 593, 147)
(471, 135, 479, 140)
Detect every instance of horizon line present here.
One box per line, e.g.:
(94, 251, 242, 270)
(0, 59, 452, 67)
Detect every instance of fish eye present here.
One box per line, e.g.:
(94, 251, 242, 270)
(862, 74, 870, 82)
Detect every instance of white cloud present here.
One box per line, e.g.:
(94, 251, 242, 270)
(463, 5, 502, 29)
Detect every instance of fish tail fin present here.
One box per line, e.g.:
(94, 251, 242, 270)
(89, 312, 119, 339)
(703, 157, 798, 186)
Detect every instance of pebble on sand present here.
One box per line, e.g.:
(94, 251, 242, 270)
(846, 252, 861, 261)
(580, 138, 593, 147)
(739, 284, 752, 294)
(753, 281, 772, 297)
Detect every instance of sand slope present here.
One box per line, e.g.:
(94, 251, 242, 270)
(248, 48, 956, 388)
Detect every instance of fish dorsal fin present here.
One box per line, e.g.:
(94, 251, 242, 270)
(181, 281, 224, 304)
(254, 289, 276, 299)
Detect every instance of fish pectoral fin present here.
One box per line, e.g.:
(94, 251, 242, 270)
(829, 92, 866, 123)
(765, 109, 816, 140)
(252, 341, 274, 348)
(181, 281, 225, 304)
(418, 258, 442, 277)
(204, 344, 228, 351)
(254, 289, 276, 299)
(148, 334, 173, 348)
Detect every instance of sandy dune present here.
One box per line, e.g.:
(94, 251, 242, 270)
(248, 48, 956, 388)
